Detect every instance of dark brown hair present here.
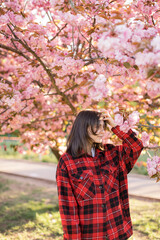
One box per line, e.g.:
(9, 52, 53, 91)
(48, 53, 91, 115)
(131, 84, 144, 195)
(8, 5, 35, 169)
(66, 110, 107, 158)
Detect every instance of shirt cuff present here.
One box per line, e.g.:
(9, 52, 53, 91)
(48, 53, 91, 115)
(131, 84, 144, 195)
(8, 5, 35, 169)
(111, 125, 133, 141)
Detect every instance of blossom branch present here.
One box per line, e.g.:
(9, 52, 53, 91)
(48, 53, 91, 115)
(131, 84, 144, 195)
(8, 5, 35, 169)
(0, 43, 30, 60)
(72, 26, 75, 52)
(89, 16, 96, 58)
(151, 15, 155, 26)
(49, 23, 68, 42)
(138, 124, 160, 129)
(7, 24, 76, 114)
(30, 113, 73, 124)
(144, 146, 160, 150)
(78, 26, 100, 58)
(0, 107, 10, 115)
(75, 37, 80, 56)
(64, 84, 79, 93)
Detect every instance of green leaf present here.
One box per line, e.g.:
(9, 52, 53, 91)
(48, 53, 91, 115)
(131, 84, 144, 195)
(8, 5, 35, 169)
(123, 62, 131, 69)
(132, 80, 139, 88)
(141, 114, 147, 118)
(156, 177, 160, 183)
(147, 69, 156, 78)
(154, 74, 160, 78)
(133, 65, 139, 70)
(98, 101, 105, 107)
(129, 101, 138, 106)
(151, 173, 157, 178)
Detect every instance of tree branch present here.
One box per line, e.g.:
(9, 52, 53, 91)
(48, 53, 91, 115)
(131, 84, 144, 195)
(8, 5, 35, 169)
(78, 26, 100, 58)
(49, 23, 68, 42)
(72, 26, 75, 53)
(47, 10, 61, 30)
(144, 146, 160, 150)
(138, 124, 160, 129)
(7, 24, 76, 114)
(89, 16, 96, 58)
(0, 108, 10, 115)
(0, 43, 30, 60)
(83, 57, 106, 66)
(64, 84, 79, 93)
(30, 113, 73, 124)
(151, 15, 155, 26)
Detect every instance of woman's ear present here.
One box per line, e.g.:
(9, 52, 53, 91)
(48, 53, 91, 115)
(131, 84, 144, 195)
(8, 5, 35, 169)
(87, 125, 92, 135)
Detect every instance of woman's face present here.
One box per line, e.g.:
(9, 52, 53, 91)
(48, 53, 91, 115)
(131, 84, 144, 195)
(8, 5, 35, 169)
(88, 120, 105, 144)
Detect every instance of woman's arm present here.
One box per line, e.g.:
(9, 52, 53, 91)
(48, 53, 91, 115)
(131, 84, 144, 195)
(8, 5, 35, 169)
(56, 158, 81, 240)
(112, 125, 144, 173)
(102, 111, 143, 173)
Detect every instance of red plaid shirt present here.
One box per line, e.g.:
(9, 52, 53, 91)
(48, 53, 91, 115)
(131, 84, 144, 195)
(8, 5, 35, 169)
(56, 126, 143, 240)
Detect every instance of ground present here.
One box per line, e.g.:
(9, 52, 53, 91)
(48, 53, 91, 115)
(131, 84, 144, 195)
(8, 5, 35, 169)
(0, 173, 160, 240)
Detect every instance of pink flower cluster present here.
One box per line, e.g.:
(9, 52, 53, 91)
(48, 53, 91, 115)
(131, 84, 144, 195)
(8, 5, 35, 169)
(146, 81, 160, 99)
(141, 131, 150, 147)
(114, 110, 151, 147)
(89, 74, 109, 101)
(147, 156, 160, 181)
(114, 109, 140, 133)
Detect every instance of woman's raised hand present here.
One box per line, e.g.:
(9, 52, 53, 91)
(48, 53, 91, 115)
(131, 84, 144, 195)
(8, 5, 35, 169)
(100, 112, 116, 129)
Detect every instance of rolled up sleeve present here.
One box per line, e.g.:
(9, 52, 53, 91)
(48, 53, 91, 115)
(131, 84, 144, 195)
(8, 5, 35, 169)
(112, 125, 144, 173)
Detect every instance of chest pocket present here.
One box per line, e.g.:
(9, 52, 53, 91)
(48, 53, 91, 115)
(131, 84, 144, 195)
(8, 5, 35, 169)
(101, 165, 119, 193)
(70, 170, 95, 201)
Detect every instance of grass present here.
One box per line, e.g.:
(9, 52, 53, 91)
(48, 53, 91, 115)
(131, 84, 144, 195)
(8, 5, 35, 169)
(0, 174, 160, 240)
(130, 199, 160, 240)
(0, 175, 63, 240)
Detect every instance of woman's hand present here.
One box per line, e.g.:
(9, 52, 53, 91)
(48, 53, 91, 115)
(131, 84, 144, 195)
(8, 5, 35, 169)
(100, 112, 116, 129)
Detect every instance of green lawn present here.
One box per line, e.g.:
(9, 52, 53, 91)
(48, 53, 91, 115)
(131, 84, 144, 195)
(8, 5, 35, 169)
(0, 175, 62, 240)
(0, 174, 160, 240)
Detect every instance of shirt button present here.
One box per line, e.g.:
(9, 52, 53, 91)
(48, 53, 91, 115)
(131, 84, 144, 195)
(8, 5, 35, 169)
(102, 204, 106, 208)
(99, 185, 103, 189)
(80, 176, 83, 180)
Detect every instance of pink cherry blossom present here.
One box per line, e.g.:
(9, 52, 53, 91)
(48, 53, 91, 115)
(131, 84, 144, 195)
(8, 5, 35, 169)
(157, 164, 160, 172)
(0, 14, 9, 26)
(128, 111, 140, 126)
(0, 0, 159, 160)
(114, 114, 124, 126)
(147, 156, 160, 178)
(151, 35, 160, 52)
(94, 74, 106, 88)
(113, 107, 119, 114)
(147, 166, 157, 177)
(98, 36, 120, 56)
(89, 87, 104, 101)
(141, 131, 150, 147)
(115, 24, 132, 41)
(135, 52, 157, 66)
(120, 120, 130, 133)
(147, 81, 160, 99)
(153, 156, 160, 165)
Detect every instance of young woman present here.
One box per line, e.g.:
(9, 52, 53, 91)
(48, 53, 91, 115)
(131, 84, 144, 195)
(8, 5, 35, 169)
(56, 110, 143, 240)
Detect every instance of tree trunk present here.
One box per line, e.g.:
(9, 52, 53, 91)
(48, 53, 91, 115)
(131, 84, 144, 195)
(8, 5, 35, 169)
(50, 147, 60, 161)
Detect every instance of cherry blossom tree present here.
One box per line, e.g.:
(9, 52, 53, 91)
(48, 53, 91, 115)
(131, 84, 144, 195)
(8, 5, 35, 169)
(0, 0, 160, 177)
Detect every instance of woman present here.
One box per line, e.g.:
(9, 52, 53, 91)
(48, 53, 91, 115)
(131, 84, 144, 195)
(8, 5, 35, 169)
(56, 110, 143, 240)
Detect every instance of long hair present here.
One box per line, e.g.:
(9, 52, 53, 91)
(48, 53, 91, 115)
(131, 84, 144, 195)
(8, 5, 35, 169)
(66, 110, 107, 158)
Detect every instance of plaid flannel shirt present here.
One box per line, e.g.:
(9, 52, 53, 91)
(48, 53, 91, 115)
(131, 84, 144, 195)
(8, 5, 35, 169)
(56, 126, 143, 240)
